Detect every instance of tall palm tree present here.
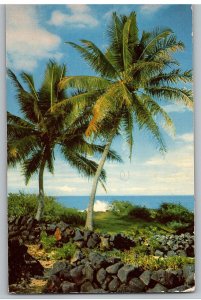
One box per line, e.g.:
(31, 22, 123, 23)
(59, 12, 193, 230)
(7, 61, 122, 221)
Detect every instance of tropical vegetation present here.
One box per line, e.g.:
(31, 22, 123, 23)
(58, 12, 193, 230)
(7, 61, 121, 221)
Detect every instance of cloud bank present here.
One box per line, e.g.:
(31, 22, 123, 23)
(48, 5, 99, 28)
(6, 5, 62, 71)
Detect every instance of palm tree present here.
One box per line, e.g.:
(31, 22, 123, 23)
(7, 61, 122, 221)
(59, 12, 193, 230)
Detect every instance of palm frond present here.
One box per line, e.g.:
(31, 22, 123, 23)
(67, 40, 118, 79)
(61, 147, 106, 182)
(139, 27, 173, 59)
(140, 93, 175, 135)
(59, 76, 111, 92)
(147, 69, 192, 86)
(145, 86, 193, 109)
(120, 109, 134, 160)
(133, 94, 166, 153)
(22, 150, 43, 184)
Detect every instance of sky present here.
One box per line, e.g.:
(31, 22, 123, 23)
(6, 4, 194, 196)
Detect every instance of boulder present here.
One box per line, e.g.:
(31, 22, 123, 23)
(80, 281, 94, 293)
(164, 269, 184, 289)
(186, 273, 195, 287)
(70, 265, 84, 284)
(147, 283, 168, 293)
(45, 275, 61, 293)
(128, 278, 145, 292)
(108, 277, 120, 292)
(87, 236, 98, 249)
(88, 252, 107, 269)
(113, 233, 135, 250)
(106, 262, 123, 275)
(61, 281, 77, 293)
(96, 268, 107, 285)
(139, 270, 152, 286)
(183, 264, 195, 281)
(82, 263, 94, 282)
(168, 285, 187, 293)
(46, 224, 57, 235)
(56, 221, 69, 232)
(117, 265, 140, 283)
(47, 261, 67, 276)
(151, 269, 166, 286)
(71, 250, 84, 264)
(74, 229, 84, 242)
(59, 266, 72, 282)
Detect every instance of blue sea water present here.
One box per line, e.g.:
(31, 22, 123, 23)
(56, 195, 194, 211)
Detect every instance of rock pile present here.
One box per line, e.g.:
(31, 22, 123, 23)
(44, 251, 195, 293)
(8, 238, 44, 285)
(8, 216, 41, 243)
(146, 233, 195, 258)
(8, 218, 135, 251)
(52, 221, 135, 251)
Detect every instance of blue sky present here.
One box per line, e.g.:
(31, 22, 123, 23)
(6, 4, 194, 196)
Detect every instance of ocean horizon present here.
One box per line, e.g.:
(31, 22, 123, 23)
(55, 195, 194, 212)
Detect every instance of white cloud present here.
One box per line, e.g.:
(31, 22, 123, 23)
(176, 133, 194, 143)
(48, 5, 99, 28)
(139, 5, 165, 15)
(6, 5, 62, 71)
(162, 104, 191, 113)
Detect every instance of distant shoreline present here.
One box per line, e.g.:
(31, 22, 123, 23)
(55, 195, 194, 212)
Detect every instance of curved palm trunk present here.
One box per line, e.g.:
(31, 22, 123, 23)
(85, 133, 114, 230)
(35, 159, 46, 221)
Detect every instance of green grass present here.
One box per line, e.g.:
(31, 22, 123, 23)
(94, 211, 174, 236)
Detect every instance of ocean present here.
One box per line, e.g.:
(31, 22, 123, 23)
(56, 195, 194, 212)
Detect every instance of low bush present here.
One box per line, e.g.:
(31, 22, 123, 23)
(40, 231, 57, 251)
(128, 206, 151, 221)
(156, 202, 194, 225)
(101, 248, 195, 271)
(53, 243, 77, 260)
(109, 200, 133, 217)
(8, 192, 86, 225)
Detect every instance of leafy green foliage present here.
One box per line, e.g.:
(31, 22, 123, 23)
(8, 192, 86, 225)
(156, 203, 194, 224)
(99, 248, 194, 271)
(109, 200, 134, 217)
(40, 231, 57, 251)
(128, 206, 151, 221)
(53, 243, 77, 260)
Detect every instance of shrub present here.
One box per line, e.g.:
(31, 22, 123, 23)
(109, 200, 134, 217)
(101, 248, 194, 271)
(40, 231, 57, 251)
(53, 243, 77, 260)
(156, 202, 194, 224)
(128, 206, 151, 221)
(8, 192, 86, 225)
(8, 192, 37, 217)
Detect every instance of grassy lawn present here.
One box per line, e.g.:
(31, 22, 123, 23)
(93, 211, 174, 235)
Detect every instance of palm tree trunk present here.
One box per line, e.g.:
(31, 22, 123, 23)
(85, 133, 115, 230)
(35, 159, 46, 221)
